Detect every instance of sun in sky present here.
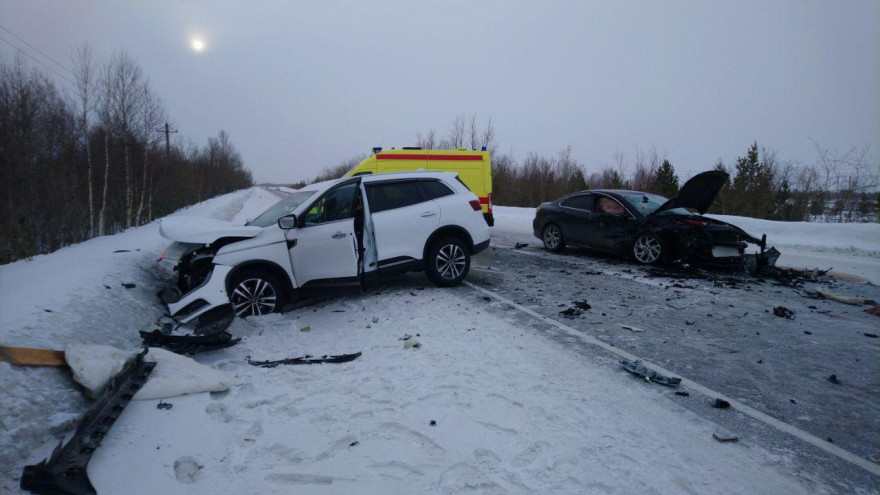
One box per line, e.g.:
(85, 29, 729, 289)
(190, 38, 205, 52)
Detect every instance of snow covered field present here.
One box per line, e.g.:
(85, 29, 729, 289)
(1, 188, 875, 494)
(493, 206, 880, 284)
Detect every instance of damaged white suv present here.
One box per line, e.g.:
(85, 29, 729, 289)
(159, 172, 490, 324)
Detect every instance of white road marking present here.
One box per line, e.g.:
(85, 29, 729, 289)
(464, 279, 880, 477)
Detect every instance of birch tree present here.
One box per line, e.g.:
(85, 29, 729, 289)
(71, 44, 95, 237)
(136, 81, 163, 225)
(109, 51, 144, 228)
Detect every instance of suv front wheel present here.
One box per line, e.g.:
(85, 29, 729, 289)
(426, 237, 470, 287)
(228, 270, 285, 317)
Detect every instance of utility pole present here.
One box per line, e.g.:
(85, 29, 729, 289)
(157, 123, 178, 163)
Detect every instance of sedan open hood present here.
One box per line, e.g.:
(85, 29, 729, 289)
(159, 217, 263, 244)
(652, 170, 729, 216)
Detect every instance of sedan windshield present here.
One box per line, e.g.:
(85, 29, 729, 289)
(247, 191, 318, 227)
(619, 192, 691, 217)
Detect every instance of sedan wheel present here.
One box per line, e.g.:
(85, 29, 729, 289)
(542, 223, 565, 252)
(230, 275, 279, 317)
(633, 234, 662, 264)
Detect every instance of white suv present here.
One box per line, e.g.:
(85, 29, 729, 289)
(159, 172, 490, 323)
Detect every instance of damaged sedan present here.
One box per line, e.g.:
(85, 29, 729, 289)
(158, 172, 490, 325)
(532, 170, 778, 269)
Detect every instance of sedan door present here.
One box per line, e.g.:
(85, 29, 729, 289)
(587, 194, 637, 252)
(287, 181, 360, 287)
(365, 180, 439, 267)
(558, 194, 598, 246)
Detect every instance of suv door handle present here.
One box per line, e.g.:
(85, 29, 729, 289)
(421, 211, 436, 217)
(331, 232, 347, 239)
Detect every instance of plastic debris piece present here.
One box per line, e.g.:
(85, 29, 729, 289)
(620, 324, 645, 333)
(827, 374, 840, 384)
(815, 286, 875, 306)
(772, 306, 794, 319)
(430, 420, 437, 426)
(140, 330, 240, 355)
(121, 283, 136, 289)
(157, 401, 173, 410)
(674, 391, 690, 397)
(713, 428, 738, 442)
(21, 350, 155, 495)
(712, 398, 731, 409)
(620, 359, 681, 386)
(248, 352, 361, 368)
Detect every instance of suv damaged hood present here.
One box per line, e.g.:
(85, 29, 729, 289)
(159, 217, 263, 244)
(652, 170, 729, 216)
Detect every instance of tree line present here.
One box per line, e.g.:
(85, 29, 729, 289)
(0, 48, 253, 263)
(309, 114, 878, 223)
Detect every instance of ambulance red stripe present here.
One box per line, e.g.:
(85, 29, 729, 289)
(376, 154, 482, 161)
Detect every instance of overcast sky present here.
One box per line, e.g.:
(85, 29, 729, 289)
(2, 1, 878, 183)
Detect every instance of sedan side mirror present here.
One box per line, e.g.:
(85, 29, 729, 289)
(278, 214, 297, 230)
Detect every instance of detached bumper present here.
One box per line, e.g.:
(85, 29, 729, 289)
(166, 265, 233, 324)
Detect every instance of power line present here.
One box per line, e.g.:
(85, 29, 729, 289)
(0, 35, 77, 88)
(0, 24, 75, 77)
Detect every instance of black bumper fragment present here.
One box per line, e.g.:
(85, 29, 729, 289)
(21, 350, 155, 495)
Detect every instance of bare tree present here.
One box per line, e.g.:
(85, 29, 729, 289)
(136, 81, 164, 225)
(441, 113, 466, 149)
(97, 59, 114, 236)
(481, 118, 497, 155)
(416, 128, 436, 149)
(71, 44, 96, 238)
(108, 51, 144, 228)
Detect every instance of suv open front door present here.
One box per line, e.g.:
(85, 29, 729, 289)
(286, 181, 361, 287)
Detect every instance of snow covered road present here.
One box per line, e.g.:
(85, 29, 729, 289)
(1, 188, 878, 494)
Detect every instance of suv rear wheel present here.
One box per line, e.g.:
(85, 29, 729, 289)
(426, 237, 470, 287)
(228, 270, 285, 317)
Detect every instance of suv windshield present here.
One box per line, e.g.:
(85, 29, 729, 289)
(619, 192, 691, 217)
(247, 191, 318, 227)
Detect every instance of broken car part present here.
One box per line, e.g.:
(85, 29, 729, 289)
(20, 350, 155, 495)
(620, 359, 681, 386)
(814, 286, 877, 306)
(139, 329, 240, 355)
(248, 351, 362, 368)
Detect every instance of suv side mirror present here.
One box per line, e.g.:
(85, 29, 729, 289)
(278, 214, 297, 230)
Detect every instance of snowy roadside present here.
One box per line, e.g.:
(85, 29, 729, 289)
(493, 206, 880, 284)
(0, 188, 844, 494)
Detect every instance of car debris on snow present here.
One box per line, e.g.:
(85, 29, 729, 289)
(620, 324, 646, 333)
(772, 306, 795, 319)
(620, 359, 681, 386)
(404, 340, 421, 349)
(711, 399, 731, 409)
(812, 285, 877, 306)
(20, 350, 155, 495)
(140, 329, 240, 355)
(827, 374, 841, 384)
(156, 401, 173, 410)
(713, 428, 739, 443)
(247, 352, 362, 368)
(121, 283, 136, 289)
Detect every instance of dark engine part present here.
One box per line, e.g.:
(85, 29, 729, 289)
(20, 350, 155, 495)
(176, 248, 215, 293)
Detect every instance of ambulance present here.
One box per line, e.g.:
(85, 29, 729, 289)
(345, 147, 494, 226)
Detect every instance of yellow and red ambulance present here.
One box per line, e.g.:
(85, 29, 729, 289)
(345, 147, 494, 226)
